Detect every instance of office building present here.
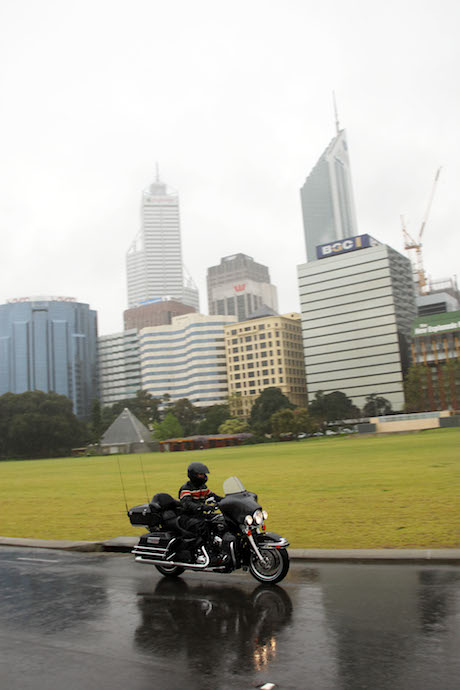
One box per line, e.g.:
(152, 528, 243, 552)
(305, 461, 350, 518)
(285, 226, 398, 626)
(140, 313, 236, 407)
(409, 310, 460, 410)
(0, 297, 98, 418)
(98, 329, 141, 406)
(207, 253, 278, 321)
(416, 277, 460, 316)
(300, 128, 358, 262)
(298, 235, 416, 411)
(123, 297, 195, 332)
(126, 173, 199, 310)
(225, 311, 307, 417)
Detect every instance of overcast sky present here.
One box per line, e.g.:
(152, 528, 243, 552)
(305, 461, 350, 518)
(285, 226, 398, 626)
(1, 0, 459, 335)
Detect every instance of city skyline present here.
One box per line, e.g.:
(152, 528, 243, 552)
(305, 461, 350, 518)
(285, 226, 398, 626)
(0, 1, 459, 336)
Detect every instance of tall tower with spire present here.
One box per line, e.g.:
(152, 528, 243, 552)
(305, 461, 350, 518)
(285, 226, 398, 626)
(300, 103, 358, 262)
(126, 171, 199, 310)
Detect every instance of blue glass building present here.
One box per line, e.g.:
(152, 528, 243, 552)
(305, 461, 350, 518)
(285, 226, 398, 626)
(0, 298, 98, 418)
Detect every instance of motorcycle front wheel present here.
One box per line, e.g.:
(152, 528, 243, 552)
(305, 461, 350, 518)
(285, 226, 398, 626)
(249, 547, 289, 584)
(155, 563, 185, 578)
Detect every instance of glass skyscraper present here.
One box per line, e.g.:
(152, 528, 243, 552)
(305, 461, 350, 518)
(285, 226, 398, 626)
(0, 298, 98, 419)
(126, 174, 199, 310)
(300, 129, 358, 262)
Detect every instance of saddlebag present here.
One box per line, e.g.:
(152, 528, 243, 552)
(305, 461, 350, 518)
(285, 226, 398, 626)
(127, 503, 162, 530)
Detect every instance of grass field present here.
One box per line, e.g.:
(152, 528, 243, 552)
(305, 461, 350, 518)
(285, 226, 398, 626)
(1, 428, 459, 548)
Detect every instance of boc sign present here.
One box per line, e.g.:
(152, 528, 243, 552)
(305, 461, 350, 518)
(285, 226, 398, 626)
(316, 234, 380, 259)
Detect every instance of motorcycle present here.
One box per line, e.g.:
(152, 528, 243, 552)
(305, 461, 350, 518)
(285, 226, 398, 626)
(128, 476, 290, 584)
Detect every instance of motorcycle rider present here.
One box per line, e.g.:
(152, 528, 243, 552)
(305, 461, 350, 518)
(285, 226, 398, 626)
(178, 462, 227, 565)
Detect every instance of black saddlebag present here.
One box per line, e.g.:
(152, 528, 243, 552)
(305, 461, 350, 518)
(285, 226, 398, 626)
(128, 503, 161, 530)
(138, 531, 175, 548)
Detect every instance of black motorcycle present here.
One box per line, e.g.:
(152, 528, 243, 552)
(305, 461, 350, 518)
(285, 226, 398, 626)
(128, 476, 290, 584)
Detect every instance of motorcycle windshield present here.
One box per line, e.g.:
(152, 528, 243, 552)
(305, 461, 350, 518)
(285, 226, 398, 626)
(223, 476, 246, 495)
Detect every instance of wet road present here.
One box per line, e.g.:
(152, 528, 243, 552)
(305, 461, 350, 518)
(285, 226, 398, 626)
(0, 548, 459, 690)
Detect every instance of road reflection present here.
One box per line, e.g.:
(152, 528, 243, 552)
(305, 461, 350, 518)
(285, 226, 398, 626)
(135, 578, 292, 675)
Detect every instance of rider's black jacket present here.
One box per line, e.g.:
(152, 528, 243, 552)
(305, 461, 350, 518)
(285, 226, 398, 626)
(178, 481, 222, 514)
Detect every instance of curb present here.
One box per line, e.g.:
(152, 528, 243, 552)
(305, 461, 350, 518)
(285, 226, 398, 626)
(1, 536, 460, 563)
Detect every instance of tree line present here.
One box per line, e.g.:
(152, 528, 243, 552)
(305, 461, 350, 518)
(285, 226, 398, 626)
(0, 386, 393, 460)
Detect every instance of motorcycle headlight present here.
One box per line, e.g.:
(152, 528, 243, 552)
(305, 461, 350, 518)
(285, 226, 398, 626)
(253, 509, 264, 525)
(262, 510, 268, 520)
(245, 514, 253, 525)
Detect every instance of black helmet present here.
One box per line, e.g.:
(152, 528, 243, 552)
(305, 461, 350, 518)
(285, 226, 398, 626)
(187, 461, 210, 488)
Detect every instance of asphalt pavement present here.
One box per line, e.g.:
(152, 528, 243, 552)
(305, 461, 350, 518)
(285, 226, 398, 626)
(1, 534, 459, 562)
(1, 547, 459, 690)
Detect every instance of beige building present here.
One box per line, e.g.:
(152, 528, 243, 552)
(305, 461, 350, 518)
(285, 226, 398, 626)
(224, 312, 307, 417)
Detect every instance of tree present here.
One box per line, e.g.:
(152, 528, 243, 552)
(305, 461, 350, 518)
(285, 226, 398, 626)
(152, 413, 184, 442)
(308, 390, 360, 426)
(292, 408, 320, 435)
(362, 394, 393, 417)
(198, 405, 230, 434)
(218, 418, 250, 434)
(89, 399, 104, 443)
(171, 398, 198, 436)
(270, 408, 295, 438)
(249, 387, 295, 435)
(0, 391, 87, 459)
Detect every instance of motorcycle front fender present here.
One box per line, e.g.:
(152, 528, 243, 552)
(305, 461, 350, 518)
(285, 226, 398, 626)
(256, 531, 290, 548)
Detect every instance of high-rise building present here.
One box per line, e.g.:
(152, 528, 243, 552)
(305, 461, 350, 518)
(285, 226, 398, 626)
(224, 311, 307, 417)
(207, 253, 278, 322)
(140, 313, 236, 407)
(300, 128, 358, 262)
(97, 329, 141, 406)
(126, 173, 199, 311)
(0, 297, 98, 418)
(409, 310, 460, 411)
(297, 235, 416, 412)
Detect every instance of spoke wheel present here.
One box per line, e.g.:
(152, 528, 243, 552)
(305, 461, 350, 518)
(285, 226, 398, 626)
(249, 547, 289, 584)
(155, 563, 185, 578)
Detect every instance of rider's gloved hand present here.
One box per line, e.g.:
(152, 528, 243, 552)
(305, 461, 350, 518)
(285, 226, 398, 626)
(201, 502, 217, 512)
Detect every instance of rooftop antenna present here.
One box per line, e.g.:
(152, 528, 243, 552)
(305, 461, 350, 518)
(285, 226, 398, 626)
(332, 91, 340, 134)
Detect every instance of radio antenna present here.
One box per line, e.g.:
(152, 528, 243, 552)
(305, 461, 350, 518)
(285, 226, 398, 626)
(139, 455, 150, 503)
(117, 455, 129, 513)
(332, 90, 340, 134)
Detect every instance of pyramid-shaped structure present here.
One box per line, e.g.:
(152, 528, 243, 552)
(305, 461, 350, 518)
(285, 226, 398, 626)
(100, 408, 158, 453)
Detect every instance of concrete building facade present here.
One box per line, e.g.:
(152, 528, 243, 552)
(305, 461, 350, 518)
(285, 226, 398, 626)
(97, 329, 141, 407)
(126, 174, 199, 311)
(297, 237, 416, 412)
(0, 297, 98, 418)
(207, 253, 278, 322)
(140, 313, 236, 407)
(300, 129, 358, 263)
(224, 312, 307, 417)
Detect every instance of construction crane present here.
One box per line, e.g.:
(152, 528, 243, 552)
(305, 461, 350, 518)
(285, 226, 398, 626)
(401, 167, 442, 294)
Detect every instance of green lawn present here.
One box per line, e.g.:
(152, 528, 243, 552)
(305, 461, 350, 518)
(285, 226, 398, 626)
(1, 428, 459, 548)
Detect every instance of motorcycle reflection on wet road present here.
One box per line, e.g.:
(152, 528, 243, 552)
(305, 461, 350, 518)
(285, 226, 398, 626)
(135, 578, 292, 674)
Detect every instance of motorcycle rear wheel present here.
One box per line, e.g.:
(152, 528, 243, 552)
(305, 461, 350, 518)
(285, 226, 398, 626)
(155, 563, 185, 578)
(249, 547, 289, 584)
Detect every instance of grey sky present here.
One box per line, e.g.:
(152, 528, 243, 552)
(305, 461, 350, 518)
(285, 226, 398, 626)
(1, 0, 459, 335)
